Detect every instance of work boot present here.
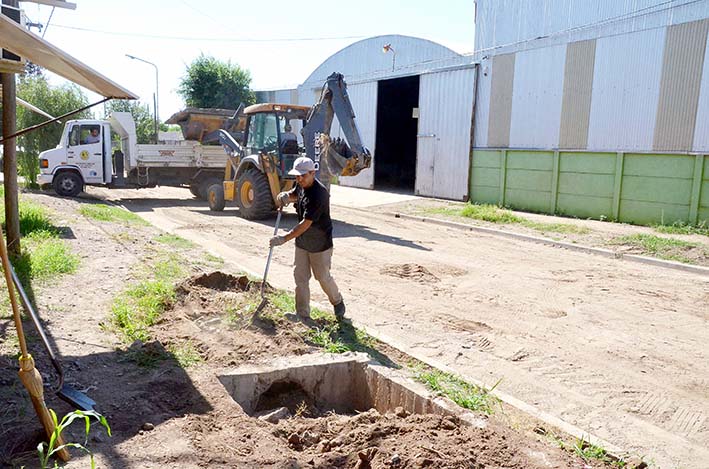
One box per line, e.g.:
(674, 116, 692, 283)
(333, 301, 346, 320)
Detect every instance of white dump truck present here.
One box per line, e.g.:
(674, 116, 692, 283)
(38, 112, 227, 198)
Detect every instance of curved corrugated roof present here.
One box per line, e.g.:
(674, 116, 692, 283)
(301, 34, 462, 87)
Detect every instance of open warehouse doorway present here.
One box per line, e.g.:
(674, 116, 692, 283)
(374, 75, 420, 192)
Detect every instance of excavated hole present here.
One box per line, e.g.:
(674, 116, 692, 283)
(255, 380, 319, 417)
(219, 353, 477, 423)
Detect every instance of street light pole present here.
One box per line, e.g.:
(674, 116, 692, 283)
(126, 54, 159, 142)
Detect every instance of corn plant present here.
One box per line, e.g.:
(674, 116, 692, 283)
(38, 409, 111, 469)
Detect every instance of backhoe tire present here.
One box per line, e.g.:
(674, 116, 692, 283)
(53, 171, 83, 197)
(207, 183, 225, 212)
(236, 168, 274, 220)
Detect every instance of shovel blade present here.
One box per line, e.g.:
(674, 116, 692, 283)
(58, 384, 96, 412)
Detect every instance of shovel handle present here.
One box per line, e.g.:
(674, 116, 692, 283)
(260, 208, 283, 298)
(9, 263, 64, 387)
(0, 225, 28, 357)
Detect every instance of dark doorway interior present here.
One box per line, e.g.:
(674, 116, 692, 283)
(374, 75, 420, 191)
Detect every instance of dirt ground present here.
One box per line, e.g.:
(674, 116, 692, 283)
(0, 190, 620, 468)
(77, 183, 709, 469)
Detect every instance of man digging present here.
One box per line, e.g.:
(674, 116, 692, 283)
(269, 156, 346, 324)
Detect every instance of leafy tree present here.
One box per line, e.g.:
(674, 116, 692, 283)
(16, 74, 90, 186)
(178, 54, 255, 109)
(104, 100, 155, 144)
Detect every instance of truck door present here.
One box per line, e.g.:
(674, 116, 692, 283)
(67, 124, 105, 183)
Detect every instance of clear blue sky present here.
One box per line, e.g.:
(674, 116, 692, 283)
(22, 0, 475, 120)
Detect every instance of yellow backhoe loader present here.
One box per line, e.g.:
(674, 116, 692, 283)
(208, 72, 371, 219)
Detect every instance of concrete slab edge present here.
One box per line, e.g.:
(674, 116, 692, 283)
(389, 212, 709, 277)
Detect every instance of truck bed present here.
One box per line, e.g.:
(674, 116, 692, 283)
(135, 142, 227, 168)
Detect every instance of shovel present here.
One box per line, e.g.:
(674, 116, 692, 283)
(9, 263, 96, 412)
(0, 226, 70, 462)
(253, 207, 283, 317)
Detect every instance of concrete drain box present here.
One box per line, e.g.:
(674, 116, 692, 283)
(218, 352, 487, 427)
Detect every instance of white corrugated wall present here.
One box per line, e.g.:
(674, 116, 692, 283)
(475, 0, 709, 54)
(587, 27, 666, 151)
(416, 67, 476, 200)
(338, 81, 378, 189)
(509, 44, 566, 148)
(693, 30, 709, 152)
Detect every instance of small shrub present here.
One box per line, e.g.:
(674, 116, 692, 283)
(38, 409, 110, 469)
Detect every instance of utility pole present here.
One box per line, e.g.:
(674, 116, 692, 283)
(2, 0, 22, 257)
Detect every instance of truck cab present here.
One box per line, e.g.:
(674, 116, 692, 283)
(38, 119, 113, 196)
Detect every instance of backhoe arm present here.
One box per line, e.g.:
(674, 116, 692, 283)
(302, 73, 372, 178)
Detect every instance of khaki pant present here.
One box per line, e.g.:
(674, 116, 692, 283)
(294, 247, 342, 317)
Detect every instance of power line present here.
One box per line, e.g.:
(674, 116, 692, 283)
(50, 23, 366, 43)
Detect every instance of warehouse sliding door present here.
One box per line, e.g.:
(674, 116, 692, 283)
(415, 67, 476, 200)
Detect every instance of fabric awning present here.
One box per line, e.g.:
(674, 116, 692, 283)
(0, 13, 137, 99)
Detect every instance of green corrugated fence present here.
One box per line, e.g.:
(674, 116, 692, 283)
(470, 149, 708, 226)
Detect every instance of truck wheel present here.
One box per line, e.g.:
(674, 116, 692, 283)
(236, 168, 274, 220)
(53, 172, 83, 197)
(198, 177, 221, 200)
(189, 184, 201, 198)
(207, 184, 225, 211)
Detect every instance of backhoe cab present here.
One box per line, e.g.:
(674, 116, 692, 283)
(208, 72, 371, 220)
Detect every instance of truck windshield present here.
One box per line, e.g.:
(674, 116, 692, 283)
(246, 113, 278, 154)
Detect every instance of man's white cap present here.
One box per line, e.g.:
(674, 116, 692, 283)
(288, 156, 316, 176)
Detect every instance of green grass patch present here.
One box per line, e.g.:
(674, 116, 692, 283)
(168, 340, 203, 368)
(303, 324, 351, 353)
(110, 256, 184, 343)
(551, 434, 624, 466)
(13, 231, 79, 283)
(18, 202, 61, 236)
(653, 221, 709, 237)
(520, 220, 590, 234)
(608, 234, 704, 263)
(424, 204, 590, 235)
(154, 233, 194, 249)
(78, 204, 149, 226)
(204, 253, 224, 266)
(267, 290, 296, 312)
(414, 369, 500, 414)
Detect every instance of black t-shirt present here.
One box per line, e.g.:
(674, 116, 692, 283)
(293, 180, 333, 253)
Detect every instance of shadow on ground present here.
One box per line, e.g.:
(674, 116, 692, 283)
(0, 319, 212, 469)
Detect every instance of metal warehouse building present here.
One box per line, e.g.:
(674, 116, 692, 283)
(472, 0, 709, 226)
(259, 1, 709, 226)
(257, 34, 476, 200)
